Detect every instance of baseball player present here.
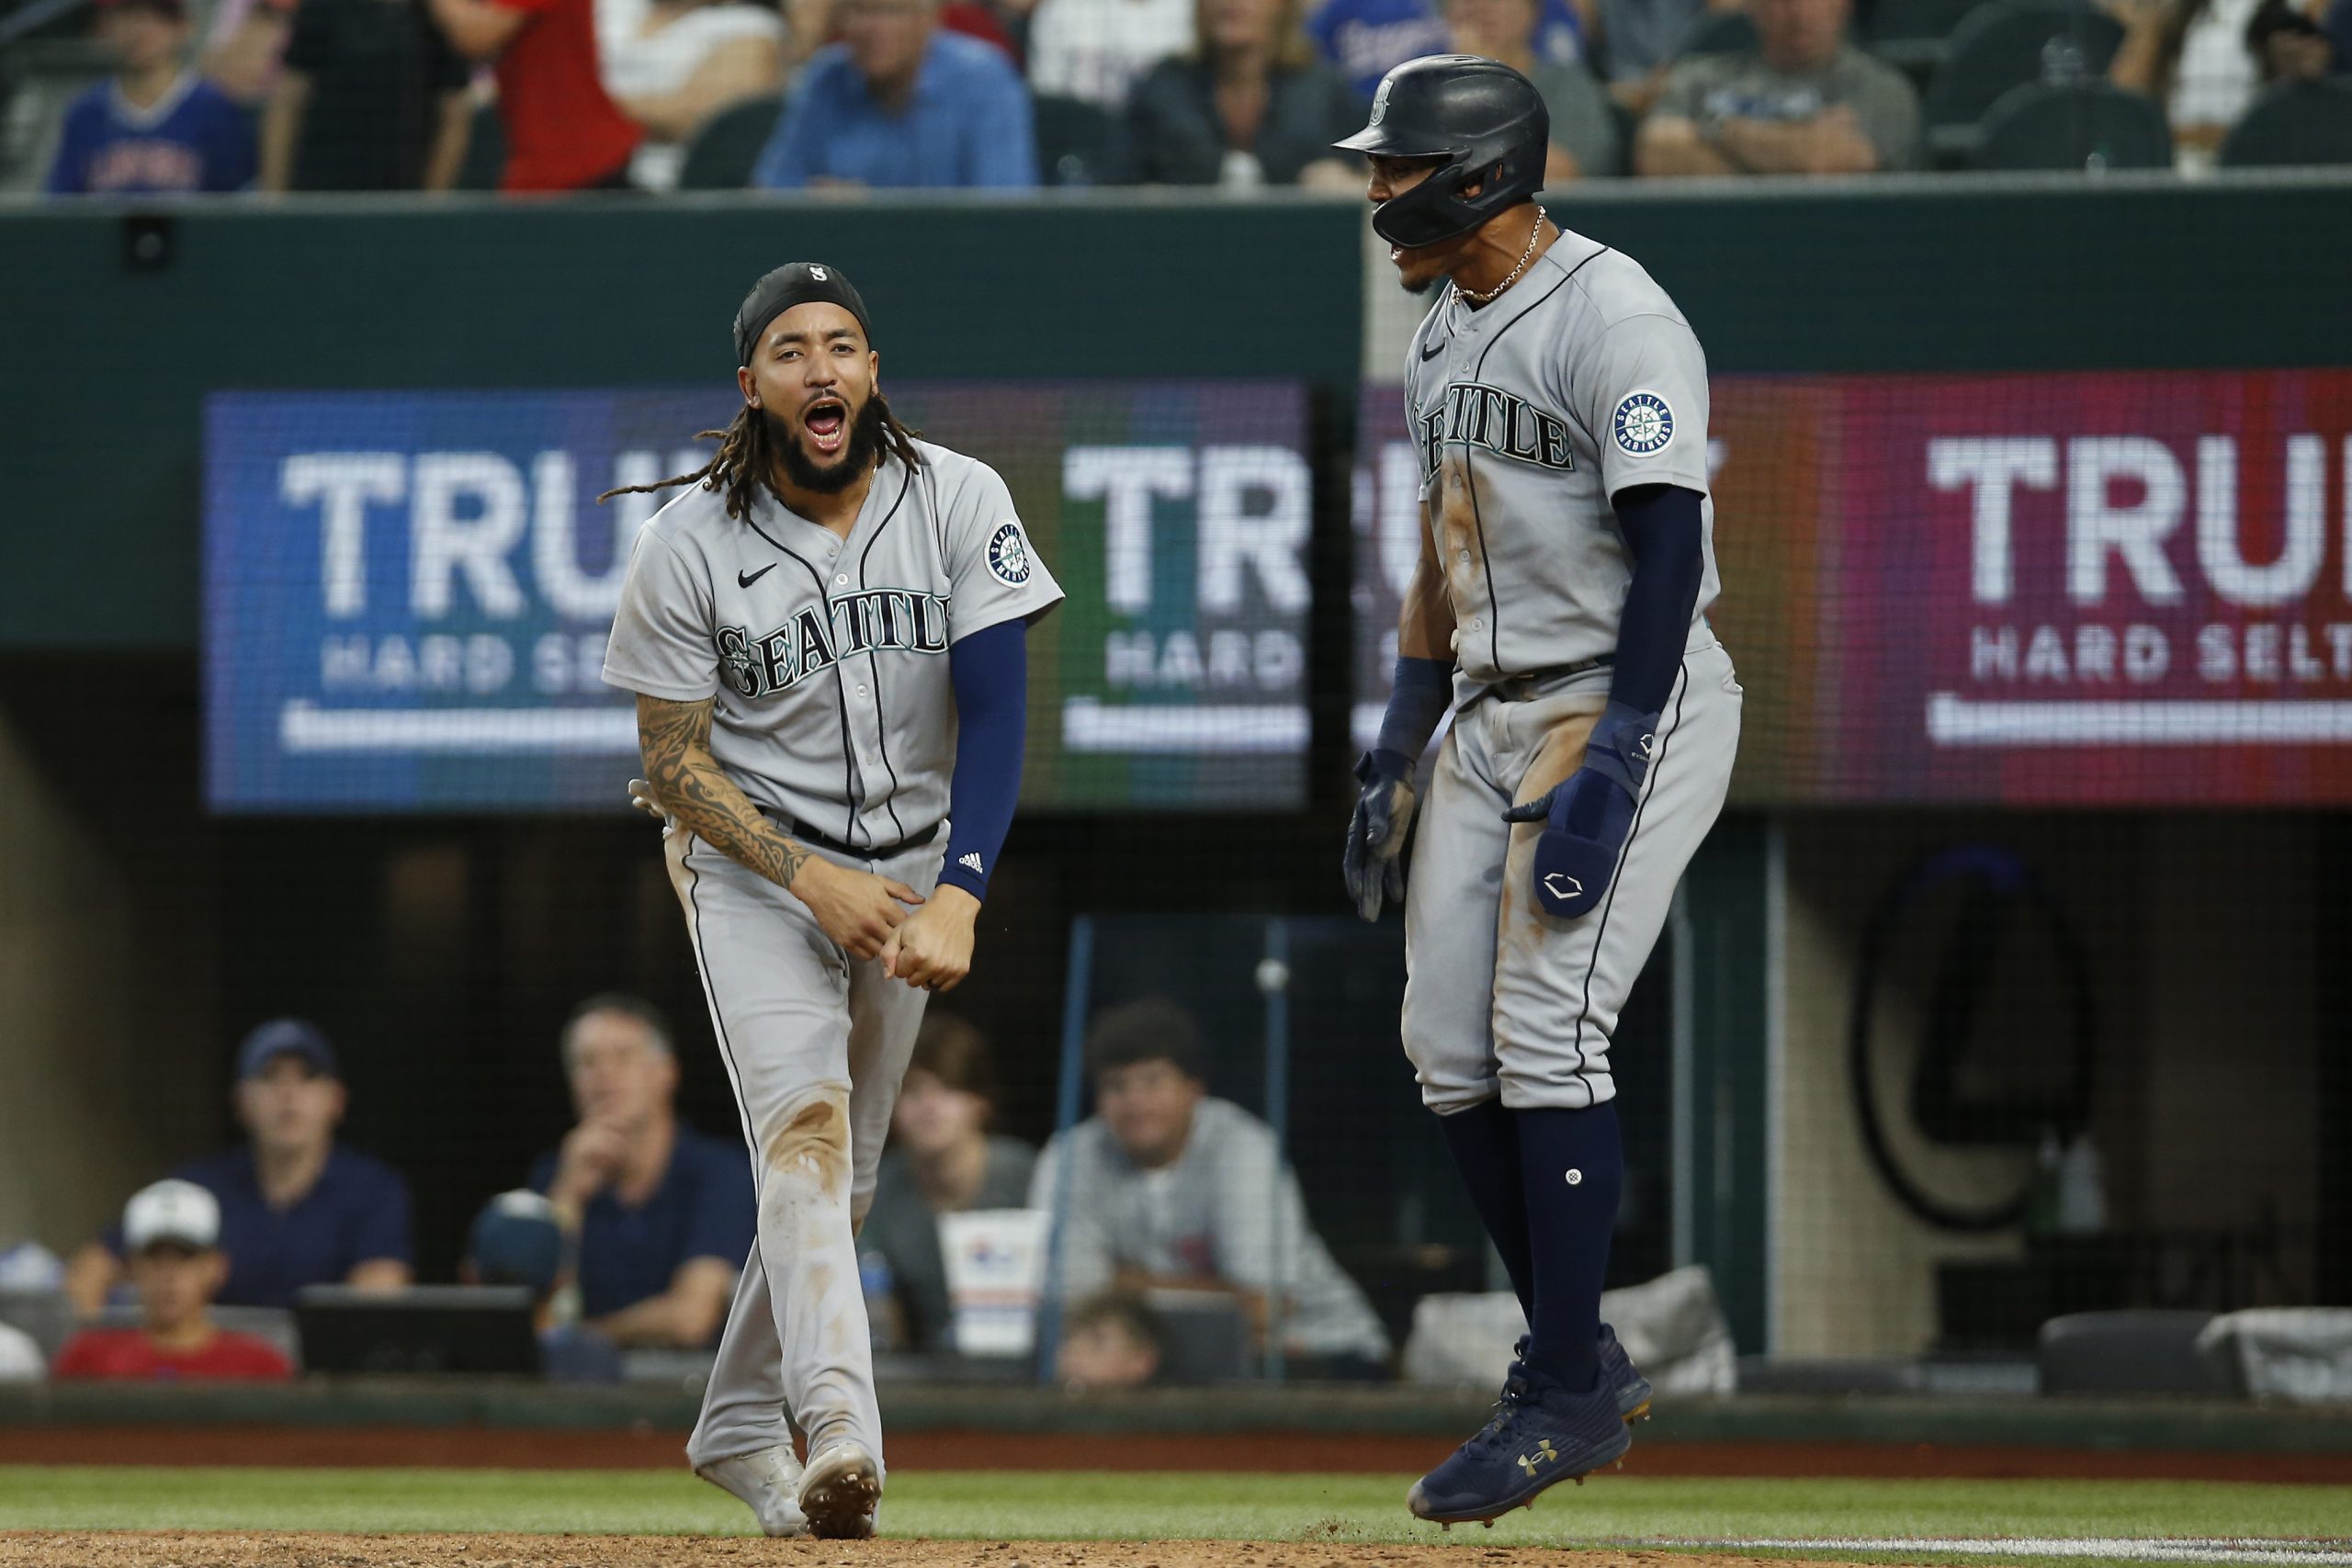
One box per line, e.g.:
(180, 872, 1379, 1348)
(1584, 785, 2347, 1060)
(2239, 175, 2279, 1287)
(601, 262, 1061, 1539)
(1336, 57, 1743, 1525)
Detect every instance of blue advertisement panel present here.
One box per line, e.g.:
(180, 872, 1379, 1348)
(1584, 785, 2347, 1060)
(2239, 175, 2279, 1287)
(204, 384, 1311, 812)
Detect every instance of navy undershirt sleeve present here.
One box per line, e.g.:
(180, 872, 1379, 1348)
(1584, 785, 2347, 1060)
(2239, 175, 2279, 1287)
(1607, 483, 1706, 716)
(937, 619, 1028, 902)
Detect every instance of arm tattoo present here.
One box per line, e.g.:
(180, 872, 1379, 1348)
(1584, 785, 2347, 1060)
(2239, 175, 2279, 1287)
(636, 694, 814, 890)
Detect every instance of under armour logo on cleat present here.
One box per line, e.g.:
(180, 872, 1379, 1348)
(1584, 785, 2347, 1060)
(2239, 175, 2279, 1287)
(958, 852, 984, 874)
(1517, 1439, 1559, 1477)
(1543, 872, 1582, 900)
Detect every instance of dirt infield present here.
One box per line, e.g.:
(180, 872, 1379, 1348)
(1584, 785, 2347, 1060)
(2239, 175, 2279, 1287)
(3, 1429, 2350, 1483)
(0, 1536, 1884, 1568)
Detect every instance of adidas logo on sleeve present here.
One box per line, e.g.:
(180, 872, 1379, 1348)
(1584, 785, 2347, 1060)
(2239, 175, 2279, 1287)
(958, 852, 984, 874)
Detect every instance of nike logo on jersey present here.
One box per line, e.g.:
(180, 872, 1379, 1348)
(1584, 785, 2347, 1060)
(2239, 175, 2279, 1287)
(958, 852, 984, 874)
(738, 564, 777, 589)
(716, 587, 951, 699)
(1418, 382, 1577, 480)
(1419, 336, 1445, 362)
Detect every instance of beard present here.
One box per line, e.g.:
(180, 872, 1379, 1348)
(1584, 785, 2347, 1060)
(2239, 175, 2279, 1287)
(765, 396, 888, 495)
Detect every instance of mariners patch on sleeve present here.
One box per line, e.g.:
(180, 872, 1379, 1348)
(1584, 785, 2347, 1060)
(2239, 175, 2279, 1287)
(1612, 390, 1676, 457)
(986, 520, 1032, 585)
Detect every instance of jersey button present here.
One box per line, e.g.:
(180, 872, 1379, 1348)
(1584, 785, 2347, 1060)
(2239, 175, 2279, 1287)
(835, 574, 849, 587)
(855, 684, 868, 698)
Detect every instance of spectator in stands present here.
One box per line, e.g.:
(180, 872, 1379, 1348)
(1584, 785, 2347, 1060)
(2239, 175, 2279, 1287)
(198, 0, 293, 104)
(1027, 0, 1196, 108)
(1055, 1291, 1166, 1390)
(1445, 0, 1620, 175)
(427, 0, 644, 190)
(46, 0, 257, 196)
(2245, 0, 2340, 77)
(530, 994, 754, 1348)
(1125, 0, 1368, 184)
(0, 1324, 39, 1383)
(259, 0, 473, 192)
(63, 1020, 414, 1315)
(753, 0, 1038, 186)
(862, 1013, 1036, 1354)
(1028, 998, 1391, 1378)
(1634, 0, 1919, 174)
(1308, 0, 1447, 99)
(604, 0, 787, 188)
(51, 1181, 293, 1382)
(1589, 0, 1722, 109)
(2109, 0, 2256, 164)
(466, 1190, 625, 1382)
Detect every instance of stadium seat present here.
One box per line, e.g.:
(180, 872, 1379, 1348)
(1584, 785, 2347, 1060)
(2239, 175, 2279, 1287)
(2219, 80, 2352, 167)
(456, 102, 504, 192)
(1033, 93, 1121, 186)
(1925, 0, 2124, 161)
(1970, 80, 2170, 170)
(1863, 0, 1997, 76)
(680, 93, 785, 190)
(2039, 1310, 2223, 1396)
(1677, 7, 1760, 56)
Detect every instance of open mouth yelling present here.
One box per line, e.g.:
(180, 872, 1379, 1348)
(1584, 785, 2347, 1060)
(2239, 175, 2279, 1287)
(802, 396, 849, 457)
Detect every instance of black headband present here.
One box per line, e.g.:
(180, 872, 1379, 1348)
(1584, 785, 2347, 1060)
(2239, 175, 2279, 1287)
(733, 263, 874, 367)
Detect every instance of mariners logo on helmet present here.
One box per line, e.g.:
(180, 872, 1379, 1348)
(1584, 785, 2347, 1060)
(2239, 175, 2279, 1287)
(1612, 391, 1675, 456)
(1369, 79, 1392, 126)
(987, 521, 1032, 585)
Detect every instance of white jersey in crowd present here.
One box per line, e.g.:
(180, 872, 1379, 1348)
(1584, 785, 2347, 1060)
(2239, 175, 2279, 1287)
(1405, 225, 1722, 703)
(605, 440, 1061, 851)
(1024, 0, 1196, 109)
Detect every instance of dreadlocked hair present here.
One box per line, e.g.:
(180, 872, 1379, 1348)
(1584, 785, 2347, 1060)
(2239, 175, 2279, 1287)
(597, 390, 926, 524)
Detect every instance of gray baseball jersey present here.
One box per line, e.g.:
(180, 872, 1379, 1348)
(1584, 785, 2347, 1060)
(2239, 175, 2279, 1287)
(602, 437, 1059, 1494)
(604, 439, 1063, 848)
(1406, 226, 1722, 700)
(1396, 229, 1743, 1115)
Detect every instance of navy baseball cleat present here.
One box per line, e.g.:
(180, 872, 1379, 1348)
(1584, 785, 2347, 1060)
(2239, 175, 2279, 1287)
(1599, 1323, 1654, 1423)
(1408, 1351, 1633, 1527)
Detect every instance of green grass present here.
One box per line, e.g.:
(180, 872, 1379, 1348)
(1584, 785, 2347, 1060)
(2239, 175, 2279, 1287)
(0, 1467, 2346, 1560)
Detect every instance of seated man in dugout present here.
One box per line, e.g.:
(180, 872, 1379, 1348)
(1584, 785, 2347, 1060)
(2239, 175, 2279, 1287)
(530, 994, 756, 1348)
(65, 1019, 414, 1315)
(52, 1181, 293, 1382)
(1634, 0, 1921, 175)
(1029, 998, 1392, 1379)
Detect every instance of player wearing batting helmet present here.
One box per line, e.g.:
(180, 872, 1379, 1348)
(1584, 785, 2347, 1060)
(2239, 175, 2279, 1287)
(1338, 55, 1744, 1526)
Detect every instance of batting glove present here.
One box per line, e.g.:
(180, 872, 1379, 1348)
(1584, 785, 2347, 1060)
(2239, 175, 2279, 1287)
(1501, 702, 1658, 920)
(1343, 749, 1419, 922)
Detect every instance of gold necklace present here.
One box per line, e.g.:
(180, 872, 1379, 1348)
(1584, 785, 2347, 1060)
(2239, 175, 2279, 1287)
(1457, 207, 1550, 307)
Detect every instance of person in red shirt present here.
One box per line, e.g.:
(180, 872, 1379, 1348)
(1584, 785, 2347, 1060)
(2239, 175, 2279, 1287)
(52, 1180, 293, 1382)
(425, 0, 639, 190)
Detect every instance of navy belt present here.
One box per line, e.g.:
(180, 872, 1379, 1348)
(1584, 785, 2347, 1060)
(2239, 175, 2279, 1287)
(1492, 656, 1612, 701)
(756, 805, 938, 860)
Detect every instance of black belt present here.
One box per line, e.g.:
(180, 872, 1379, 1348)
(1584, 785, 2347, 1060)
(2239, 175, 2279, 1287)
(756, 805, 938, 860)
(1492, 656, 1612, 701)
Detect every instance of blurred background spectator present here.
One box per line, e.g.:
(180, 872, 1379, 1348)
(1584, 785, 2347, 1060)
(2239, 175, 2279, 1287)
(603, 0, 786, 188)
(1443, 0, 1620, 175)
(2245, 0, 2341, 78)
(64, 1021, 413, 1315)
(1029, 998, 1391, 1378)
(46, 0, 256, 195)
(754, 0, 1038, 186)
(863, 1013, 1036, 1355)
(1307, 0, 1447, 97)
(529, 995, 752, 1349)
(1123, 0, 1367, 185)
(1635, 0, 1919, 173)
(1028, 0, 1195, 109)
(0, 1324, 39, 1383)
(51, 1182, 293, 1383)
(466, 1190, 625, 1382)
(1592, 0, 1728, 110)
(2110, 0, 2340, 164)
(198, 0, 295, 103)
(428, 0, 643, 189)
(1055, 1290, 1167, 1390)
(260, 0, 472, 192)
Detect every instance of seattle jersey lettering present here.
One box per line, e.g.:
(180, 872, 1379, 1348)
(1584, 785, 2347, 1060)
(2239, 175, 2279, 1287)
(717, 586, 951, 698)
(1418, 381, 1577, 481)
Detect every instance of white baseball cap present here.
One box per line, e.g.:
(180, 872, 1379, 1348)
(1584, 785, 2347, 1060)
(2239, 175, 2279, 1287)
(122, 1179, 220, 1253)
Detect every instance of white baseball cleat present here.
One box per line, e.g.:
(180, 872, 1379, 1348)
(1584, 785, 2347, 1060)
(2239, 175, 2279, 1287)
(696, 1444, 808, 1538)
(796, 1440, 881, 1540)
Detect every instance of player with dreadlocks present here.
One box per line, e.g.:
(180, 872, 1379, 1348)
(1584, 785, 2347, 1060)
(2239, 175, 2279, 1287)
(599, 262, 1064, 1540)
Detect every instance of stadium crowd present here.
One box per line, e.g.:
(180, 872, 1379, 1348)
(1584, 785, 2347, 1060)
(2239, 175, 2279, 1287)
(28, 0, 2352, 197)
(0, 1000, 1379, 1387)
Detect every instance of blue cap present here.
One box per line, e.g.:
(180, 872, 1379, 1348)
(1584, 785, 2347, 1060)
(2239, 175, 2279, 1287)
(234, 1018, 339, 1082)
(469, 1190, 565, 1294)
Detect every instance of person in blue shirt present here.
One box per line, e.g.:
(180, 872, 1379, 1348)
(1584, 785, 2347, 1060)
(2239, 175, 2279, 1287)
(529, 995, 757, 1348)
(752, 0, 1037, 188)
(1307, 0, 1587, 99)
(47, 0, 257, 196)
(64, 1019, 416, 1314)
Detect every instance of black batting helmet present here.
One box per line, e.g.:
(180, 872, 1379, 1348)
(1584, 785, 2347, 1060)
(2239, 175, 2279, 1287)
(1335, 54, 1550, 250)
